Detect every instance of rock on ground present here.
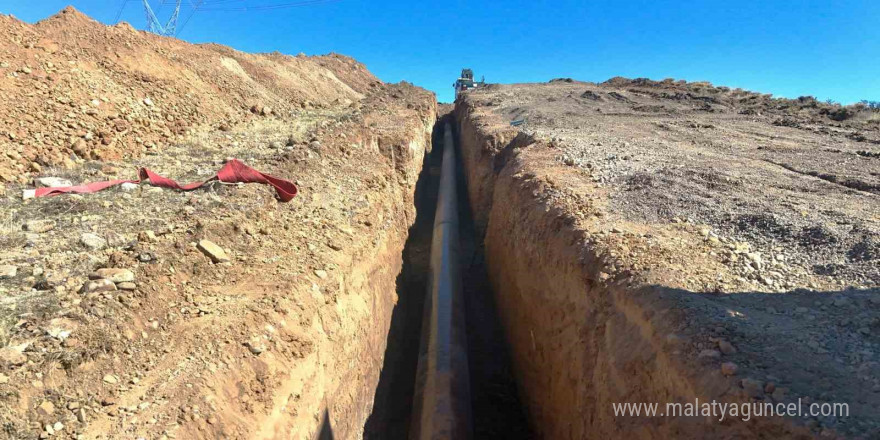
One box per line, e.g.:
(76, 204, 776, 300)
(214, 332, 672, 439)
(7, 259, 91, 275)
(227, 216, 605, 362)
(0, 265, 16, 279)
(197, 240, 231, 263)
(90, 268, 135, 283)
(80, 233, 107, 250)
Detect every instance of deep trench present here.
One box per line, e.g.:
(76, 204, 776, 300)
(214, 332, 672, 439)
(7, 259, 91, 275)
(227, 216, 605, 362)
(363, 117, 532, 439)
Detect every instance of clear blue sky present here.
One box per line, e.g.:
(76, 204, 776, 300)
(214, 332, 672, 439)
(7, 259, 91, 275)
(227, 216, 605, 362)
(1, 0, 878, 103)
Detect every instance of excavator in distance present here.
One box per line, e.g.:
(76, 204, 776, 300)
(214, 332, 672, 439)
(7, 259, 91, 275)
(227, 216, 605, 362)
(454, 68, 485, 99)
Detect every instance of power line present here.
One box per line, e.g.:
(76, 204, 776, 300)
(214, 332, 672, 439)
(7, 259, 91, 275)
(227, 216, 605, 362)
(194, 0, 251, 3)
(197, 0, 339, 12)
(157, 0, 176, 16)
(175, 0, 205, 36)
(113, 0, 132, 23)
(176, 0, 338, 35)
(196, 0, 304, 4)
(117, 0, 339, 34)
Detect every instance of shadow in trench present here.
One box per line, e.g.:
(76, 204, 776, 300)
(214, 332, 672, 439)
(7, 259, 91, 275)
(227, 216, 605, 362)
(453, 124, 534, 439)
(317, 409, 335, 440)
(362, 116, 447, 439)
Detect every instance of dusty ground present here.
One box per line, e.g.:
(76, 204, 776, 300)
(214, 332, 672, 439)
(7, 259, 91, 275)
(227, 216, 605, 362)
(481, 78, 879, 291)
(0, 8, 437, 440)
(0, 6, 378, 184)
(456, 78, 879, 438)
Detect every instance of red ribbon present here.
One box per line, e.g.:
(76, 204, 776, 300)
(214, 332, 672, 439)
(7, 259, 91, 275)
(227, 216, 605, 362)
(31, 159, 298, 202)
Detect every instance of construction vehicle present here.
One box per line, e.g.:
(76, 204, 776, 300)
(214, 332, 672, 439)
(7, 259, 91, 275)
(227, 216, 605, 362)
(454, 68, 485, 99)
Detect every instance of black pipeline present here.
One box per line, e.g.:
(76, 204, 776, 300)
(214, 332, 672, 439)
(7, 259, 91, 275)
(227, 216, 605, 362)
(409, 123, 472, 440)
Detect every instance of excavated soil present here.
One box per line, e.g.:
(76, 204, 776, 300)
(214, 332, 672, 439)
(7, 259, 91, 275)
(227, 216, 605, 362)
(0, 8, 437, 440)
(455, 79, 879, 439)
(0, 6, 378, 184)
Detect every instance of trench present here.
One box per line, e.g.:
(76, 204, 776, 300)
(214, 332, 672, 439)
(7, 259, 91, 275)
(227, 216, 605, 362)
(444, 102, 834, 440)
(362, 116, 532, 439)
(456, 128, 533, 440)
(328, 99, 847, 439)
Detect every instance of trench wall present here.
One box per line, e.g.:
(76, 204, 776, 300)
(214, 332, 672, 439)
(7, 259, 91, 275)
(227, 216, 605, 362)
(454, 100, 812, 439)
(253, 110, 438, 440)
(319, 114, 438, 440)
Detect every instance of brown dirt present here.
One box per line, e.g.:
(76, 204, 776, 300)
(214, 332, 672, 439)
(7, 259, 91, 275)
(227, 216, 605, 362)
(481, 79, 879, 290)
(455, 78, 879, 439)
(0, 6, 380, 184)
(0, 7, 438, 440)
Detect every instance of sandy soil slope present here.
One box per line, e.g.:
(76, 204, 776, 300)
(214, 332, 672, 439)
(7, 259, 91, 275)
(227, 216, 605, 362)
(0, 6, 378, 184)
(0, 7, 437, 440)
(475, 78, 878, 290)
(455, 78, 879, 439)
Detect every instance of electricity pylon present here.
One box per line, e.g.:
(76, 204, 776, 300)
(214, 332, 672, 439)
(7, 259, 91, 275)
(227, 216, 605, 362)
(142, 0, 181, 36)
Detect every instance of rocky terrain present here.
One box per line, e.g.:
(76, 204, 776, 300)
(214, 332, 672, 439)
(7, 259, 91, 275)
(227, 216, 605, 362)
(0, 7, 436, 440)
(0, 6, 378, 184)
(490, 78, 879, 291)
(455, 78, 879, 439)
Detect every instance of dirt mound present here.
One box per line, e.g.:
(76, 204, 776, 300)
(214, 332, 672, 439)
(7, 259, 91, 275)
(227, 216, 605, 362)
(0, 80, 436, 439)
(0, 7, 442, 440)
(600, 76, 880, 127)
(456, 78, 880, 438)
(0, 6, 379, 184)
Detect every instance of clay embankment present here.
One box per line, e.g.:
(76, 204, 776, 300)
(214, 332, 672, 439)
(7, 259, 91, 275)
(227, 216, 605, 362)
(453, 90, 879, 438)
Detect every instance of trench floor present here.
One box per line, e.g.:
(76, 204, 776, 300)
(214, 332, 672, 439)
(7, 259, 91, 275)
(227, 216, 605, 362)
(363, 118, 532, 439)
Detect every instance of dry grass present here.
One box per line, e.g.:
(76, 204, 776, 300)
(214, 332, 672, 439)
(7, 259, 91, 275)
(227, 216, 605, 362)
(0, 208, 24, 251)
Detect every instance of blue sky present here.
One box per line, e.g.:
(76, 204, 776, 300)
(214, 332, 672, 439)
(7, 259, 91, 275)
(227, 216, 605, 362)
(1, 0, 878, 103)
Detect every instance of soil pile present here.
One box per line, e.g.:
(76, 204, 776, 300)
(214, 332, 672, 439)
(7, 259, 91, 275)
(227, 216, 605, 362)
(456, 77, 879, 439)
(0, 6, 378, 183)
(0, 7, 438, 440)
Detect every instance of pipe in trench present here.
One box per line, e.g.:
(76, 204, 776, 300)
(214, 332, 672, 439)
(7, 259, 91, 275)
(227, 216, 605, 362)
(409, 122, 472, 440)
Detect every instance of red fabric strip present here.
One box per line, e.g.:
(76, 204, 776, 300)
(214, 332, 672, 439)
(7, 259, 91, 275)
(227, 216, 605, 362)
(32, 159, 298, 202)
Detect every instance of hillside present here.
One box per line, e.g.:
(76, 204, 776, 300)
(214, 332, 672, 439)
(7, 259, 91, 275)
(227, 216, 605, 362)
(0, 7, 437, 440)
(454, 77, 879, 439)
(0, 6, 378, 183)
